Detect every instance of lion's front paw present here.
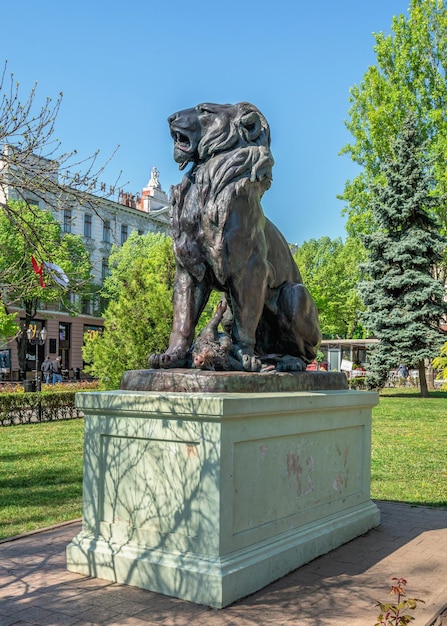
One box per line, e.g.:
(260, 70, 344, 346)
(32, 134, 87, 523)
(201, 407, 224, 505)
(148, 350, 187, 369)
(148, 353, 165, 369)
(241, 353, 261, 372)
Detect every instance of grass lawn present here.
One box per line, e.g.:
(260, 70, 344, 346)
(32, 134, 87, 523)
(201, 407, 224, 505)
(0, 388, 446, 540)
(371, 388, 447, 508)
(0, 419, 84, 540)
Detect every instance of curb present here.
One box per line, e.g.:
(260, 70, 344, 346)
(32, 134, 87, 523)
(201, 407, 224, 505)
(0, 518, 81, 544)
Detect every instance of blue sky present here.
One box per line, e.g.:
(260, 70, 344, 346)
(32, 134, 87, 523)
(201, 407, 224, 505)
(3, 0, 410, 245)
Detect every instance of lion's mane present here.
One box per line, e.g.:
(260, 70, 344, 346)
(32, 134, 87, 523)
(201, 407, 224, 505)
(169, 104, 275, 284)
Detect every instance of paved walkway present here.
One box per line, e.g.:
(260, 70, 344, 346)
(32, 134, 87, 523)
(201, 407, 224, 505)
(1, 501, 447, 626)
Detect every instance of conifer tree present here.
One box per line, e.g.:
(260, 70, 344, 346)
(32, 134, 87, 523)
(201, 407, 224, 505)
(360, 113, 447, 396)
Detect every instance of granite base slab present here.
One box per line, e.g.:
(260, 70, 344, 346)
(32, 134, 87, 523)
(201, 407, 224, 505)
(120, 368, 349, 393)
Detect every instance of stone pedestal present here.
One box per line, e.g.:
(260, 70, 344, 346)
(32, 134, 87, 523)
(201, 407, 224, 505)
(67, 386, 380, 608)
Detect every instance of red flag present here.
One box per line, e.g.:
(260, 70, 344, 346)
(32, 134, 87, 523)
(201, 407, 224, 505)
(31, 256, 46, 288)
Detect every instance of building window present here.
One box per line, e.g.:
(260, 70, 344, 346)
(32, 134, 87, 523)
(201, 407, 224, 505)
(121, 224, 128, 245)
(59, 322, 71, 370)
(103, 219, 111, 243)
(59, 322, 71, 346)
(84, 213, 92, 238)
(83, 324, 104, 364)
(63, 209, 72, 233)
(81, 297, 92, 315)
(24, 197, 40, 209)
(84, 324, 103, 341)
(101, 258, 109, 281)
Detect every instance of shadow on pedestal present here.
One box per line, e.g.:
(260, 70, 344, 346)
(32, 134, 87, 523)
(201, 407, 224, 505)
(67, 370, 379, 608)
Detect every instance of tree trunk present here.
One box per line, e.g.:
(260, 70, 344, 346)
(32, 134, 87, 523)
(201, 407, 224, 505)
(426, 361, 435, 390)
(418, 359, 429, 398)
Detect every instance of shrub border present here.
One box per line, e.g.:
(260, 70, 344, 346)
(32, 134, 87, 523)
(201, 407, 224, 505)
(0, 391, 83, 426)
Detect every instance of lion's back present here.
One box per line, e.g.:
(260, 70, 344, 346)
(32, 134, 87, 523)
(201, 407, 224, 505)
(264, 218, 302, 287)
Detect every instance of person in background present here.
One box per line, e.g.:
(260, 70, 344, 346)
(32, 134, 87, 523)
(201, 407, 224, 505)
(397, 364, 408, 379)
(41, 356, 53, 384)
(52, 355, 63, 385)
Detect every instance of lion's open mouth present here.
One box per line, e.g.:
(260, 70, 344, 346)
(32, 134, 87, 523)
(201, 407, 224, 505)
(171, 129, 194, 170)
(173, 131, 190, 150)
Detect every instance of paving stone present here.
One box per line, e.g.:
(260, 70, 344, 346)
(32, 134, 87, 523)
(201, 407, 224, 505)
(38, 612, 82, 625)
(0, 504, 447, 626)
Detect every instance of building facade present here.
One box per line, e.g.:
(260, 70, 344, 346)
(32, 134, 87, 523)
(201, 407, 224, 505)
(0, 156, 170, 381)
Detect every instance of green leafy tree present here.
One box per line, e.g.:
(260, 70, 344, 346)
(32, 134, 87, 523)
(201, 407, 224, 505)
(340, 0, 447, 253)
(359, 114, 447, 396)
(294, 236, 366, 339)
(432, 342, 447, 390)
(82, 232, 175, 388)
(0, 200, 93, 370)
(0, 305, 19, 340)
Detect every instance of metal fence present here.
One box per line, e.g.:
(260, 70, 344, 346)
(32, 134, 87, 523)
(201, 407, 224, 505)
(0, 392, 83, 426)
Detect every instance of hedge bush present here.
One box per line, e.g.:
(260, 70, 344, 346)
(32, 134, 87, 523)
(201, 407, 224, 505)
(0, 391, 83, 426)
(348, 376, 367, 390)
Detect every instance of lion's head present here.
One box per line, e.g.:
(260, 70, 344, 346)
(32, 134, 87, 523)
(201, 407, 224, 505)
(168, 102, 271, 170)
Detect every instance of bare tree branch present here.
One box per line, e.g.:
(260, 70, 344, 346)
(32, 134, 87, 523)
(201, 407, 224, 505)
(0, 60, 125, 258)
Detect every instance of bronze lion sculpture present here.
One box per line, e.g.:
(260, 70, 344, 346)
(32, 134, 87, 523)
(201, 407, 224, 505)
(149, 102, 321, 372)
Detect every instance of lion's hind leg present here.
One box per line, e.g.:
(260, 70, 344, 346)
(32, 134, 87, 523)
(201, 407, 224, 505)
(275, 282, 321, 364)
(259, 354, 307, 372)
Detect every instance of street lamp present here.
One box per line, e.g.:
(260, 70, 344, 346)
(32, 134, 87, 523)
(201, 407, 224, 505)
(26, 326, 47, 391)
